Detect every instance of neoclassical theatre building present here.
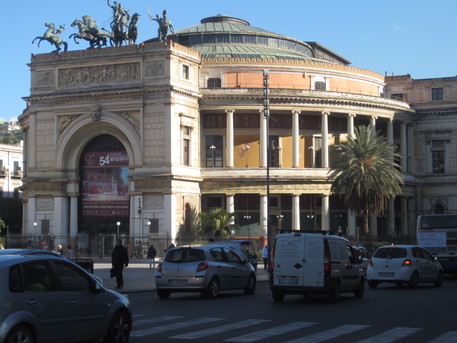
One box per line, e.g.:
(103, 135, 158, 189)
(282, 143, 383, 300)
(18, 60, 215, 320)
(20, 14, 421, 254)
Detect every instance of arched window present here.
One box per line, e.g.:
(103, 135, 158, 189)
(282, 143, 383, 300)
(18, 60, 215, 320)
(434, 204, 445, 214)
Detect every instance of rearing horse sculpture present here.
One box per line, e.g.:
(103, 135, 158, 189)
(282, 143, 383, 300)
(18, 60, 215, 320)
(32, 23, 68, 52)
(69, 16, 112, 48)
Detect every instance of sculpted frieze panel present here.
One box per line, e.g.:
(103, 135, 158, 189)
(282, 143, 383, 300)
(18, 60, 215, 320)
(35, 70, 55, 87)
(58, 63, 140, 87)
(144, 60, 165, 78)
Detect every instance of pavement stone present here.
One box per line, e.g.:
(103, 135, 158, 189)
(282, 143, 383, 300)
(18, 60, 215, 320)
(93, 260, 270, 294)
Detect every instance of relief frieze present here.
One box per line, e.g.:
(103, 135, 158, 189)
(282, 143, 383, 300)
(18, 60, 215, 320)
(35, 70, 55, 87)
(58, 62, 140, 87)
(144, 60, 165, 77)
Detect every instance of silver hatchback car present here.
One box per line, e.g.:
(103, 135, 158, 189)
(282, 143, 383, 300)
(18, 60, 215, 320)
(0, 253, 131, 343)
(155, 245, 256, 299)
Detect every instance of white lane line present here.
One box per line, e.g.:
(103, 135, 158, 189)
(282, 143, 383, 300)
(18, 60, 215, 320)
(354, 327, 422, 343)
(224, 321, 317, 342)
(133, 315, 183, 327)
(283, 324, 370, 343)
(170, 319, 271, 339)
(428, 331, 457, 343)
(131, 317, 224, 337)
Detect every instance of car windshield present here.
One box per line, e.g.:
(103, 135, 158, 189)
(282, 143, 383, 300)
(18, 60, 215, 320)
(374, 247, 407, 259)
(165, 248, 205, 263)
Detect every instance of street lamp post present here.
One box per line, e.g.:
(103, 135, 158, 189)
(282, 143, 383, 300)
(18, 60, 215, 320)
(209, 145, 216, 168)
(263, 69, 271, 267)
(33, 221, 38, 248)
(116, 221, 121, 240)
(244, 144, 250, 168)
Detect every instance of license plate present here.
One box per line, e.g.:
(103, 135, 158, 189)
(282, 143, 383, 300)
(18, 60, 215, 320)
(278, 278, 299, 285)
(168, 279, 187, 286)
(379, 272, 394, 277)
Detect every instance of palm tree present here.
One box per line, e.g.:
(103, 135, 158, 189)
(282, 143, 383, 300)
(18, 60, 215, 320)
(328, 125, 404, 234)
(197, 208, 234, 240)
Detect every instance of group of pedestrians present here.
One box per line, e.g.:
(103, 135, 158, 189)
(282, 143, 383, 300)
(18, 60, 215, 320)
(56, 244, 74, 260)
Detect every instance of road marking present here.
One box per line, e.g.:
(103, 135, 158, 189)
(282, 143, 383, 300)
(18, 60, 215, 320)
(354, 327, 422, 343)
(283, 324, 370, 343)
(131, 317, 224, 337)
(429, 331, 457, 343)
(224, 321, 317, 342)
(170, 319, 271, 339)
(133, 315, 183, 327)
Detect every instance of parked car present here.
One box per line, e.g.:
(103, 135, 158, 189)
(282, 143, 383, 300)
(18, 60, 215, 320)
(367, 245, 444, 289)
(0, 248, 61, 256)
(207, 239, 258, 270)
(353, 245, 371, 276)
(270, 233, 365, 303)
(0, 252, 131, 343)
(155, 245, 256, 299)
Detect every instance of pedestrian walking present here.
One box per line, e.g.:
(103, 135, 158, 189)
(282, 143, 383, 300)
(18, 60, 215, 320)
(65, 245, 74, 260)
(262, 245, 269, 270)
(111, 239, 129, 289)
(147, 244, 157, 269)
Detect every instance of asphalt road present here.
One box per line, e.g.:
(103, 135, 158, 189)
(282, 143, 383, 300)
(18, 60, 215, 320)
(124, 276, 457, 343)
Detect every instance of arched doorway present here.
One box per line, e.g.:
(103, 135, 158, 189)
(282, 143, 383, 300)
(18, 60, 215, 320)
(78, 134, 129, 256)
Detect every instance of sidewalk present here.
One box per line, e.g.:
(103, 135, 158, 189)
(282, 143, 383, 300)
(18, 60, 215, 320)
(93, 260, 270, 294)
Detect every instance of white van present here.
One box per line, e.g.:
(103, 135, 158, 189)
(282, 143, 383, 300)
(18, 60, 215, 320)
(270, 233, 365, 302)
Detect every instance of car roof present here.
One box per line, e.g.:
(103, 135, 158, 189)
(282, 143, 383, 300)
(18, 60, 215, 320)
(376, 245, 419, 249)
(0, 253, 64, 266)
(0, 249, 61, 256)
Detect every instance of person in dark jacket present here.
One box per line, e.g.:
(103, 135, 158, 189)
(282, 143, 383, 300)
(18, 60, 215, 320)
(111, 239, 129, 289)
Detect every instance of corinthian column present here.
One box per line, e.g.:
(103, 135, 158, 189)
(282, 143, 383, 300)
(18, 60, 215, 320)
(321, 112, 329, 168)
(292, 110, 300, 168)
(226, 109, 235, 168)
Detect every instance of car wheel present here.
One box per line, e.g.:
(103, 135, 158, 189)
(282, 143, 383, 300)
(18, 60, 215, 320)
(272, 289, 285, 303)
(367, 280, 378, 289)
(408, 272, 419, 289)
(328, 279, 341, 303)
(204, 277, 219, 298)
(244, 274, 256, 295)
(354, 279, 365, 298)
(157, 289, 171, 299)
(104, 309, 131, 343)
(6, 324, 34, 343)
(434, 271, 444, 287)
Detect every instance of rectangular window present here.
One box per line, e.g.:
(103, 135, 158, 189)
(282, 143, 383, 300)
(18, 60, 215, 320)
(182, 65, 190, 80)
(207, 78, 221, 88)
(206, 196, 222, 209)
(149, 219, 159, 233)
(269, 136, 280, 167)
(206, 135, 223, 167)
(315, 81, 326, 91)
(431, 88, 444, 101)
(183, 139, 190, 166)
(431, 140, 445, 174)
(313, 137, 322, 168)
(391, 93, 404, 101)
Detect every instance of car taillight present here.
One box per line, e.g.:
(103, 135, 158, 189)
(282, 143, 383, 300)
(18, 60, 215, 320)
(157, 263, 163, 272)
(269, 260, 274, 271)
(368, 259, 373, 266)
(402, 259, 412, 266)
(196, 261, 209, 272)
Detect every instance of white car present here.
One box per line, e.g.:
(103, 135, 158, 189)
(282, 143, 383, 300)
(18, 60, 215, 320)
(367, 245, 444, 289)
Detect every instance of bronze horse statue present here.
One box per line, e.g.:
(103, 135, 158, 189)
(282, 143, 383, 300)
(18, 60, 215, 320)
(70, 16, 112, 49)
(112, 12, 140, 46)
(127, 13, 140, 45)
(32, 23, 68, 52)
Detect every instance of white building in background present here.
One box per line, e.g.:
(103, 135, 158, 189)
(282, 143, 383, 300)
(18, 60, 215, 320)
(0, 143, 23, 198)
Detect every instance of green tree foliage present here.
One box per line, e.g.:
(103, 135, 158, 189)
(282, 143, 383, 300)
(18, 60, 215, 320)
(328, 126, 404, 234)
(197, 208, 234, 240)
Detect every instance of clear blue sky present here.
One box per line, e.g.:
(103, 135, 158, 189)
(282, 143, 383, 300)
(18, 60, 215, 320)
(2, 0, 456, 122)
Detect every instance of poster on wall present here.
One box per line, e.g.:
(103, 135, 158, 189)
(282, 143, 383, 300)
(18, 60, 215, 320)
(81, 151, 129, 217)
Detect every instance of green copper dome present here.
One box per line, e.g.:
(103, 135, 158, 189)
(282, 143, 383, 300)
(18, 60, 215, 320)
(166, 14, 337, 63)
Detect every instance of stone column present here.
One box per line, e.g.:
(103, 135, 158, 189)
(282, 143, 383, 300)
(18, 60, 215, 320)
(54, 196, 69, 238)
(227, 194, 235, 230)
(347, 113, 356, 237)
(226, 109, 235, 168)
(347, 113, 355, 138)
(27, 197, 37, 236)
(292, 110, 300, 168)
(164, 194, 177, 244)
(401, 197, 408, 236)
(321, 195, 329, 232)
(69, 195, 78, 237)
(370, 116, 377, 134)
(321, 112, 330, 168)
(292, 194, 300, 230)
(260, 194, 268, 244)
(387, 118, 395, 237)
(260, 110, 267, 168)
(400, 121, 407, 172)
